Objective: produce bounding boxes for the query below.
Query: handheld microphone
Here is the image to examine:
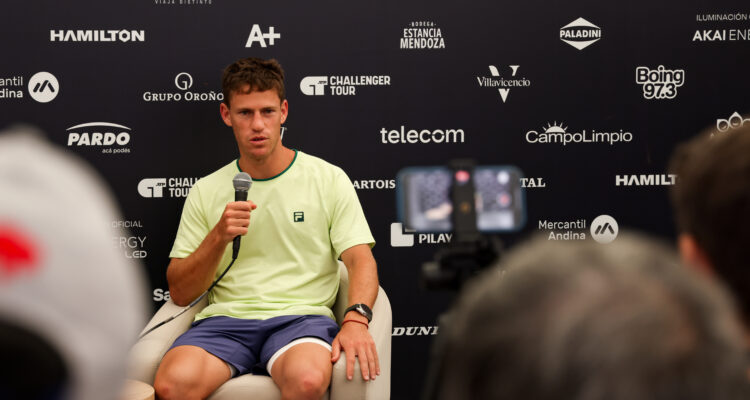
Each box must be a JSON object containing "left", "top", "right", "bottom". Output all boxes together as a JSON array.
[{"left": 232, "top": 172, "right": 252, "bottom": 259}]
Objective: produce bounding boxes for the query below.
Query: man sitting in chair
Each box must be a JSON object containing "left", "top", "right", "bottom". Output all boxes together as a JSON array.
[{"left": 154, "top": 57, "right": 380, "bottom": 400}]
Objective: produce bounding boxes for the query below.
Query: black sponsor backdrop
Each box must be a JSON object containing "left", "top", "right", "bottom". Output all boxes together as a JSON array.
[{"left": 2, "top": 1, "right": 749, "bottom": 398}]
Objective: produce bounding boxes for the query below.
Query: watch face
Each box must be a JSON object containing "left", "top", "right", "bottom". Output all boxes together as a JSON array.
[{"left": 348, "top": 304, "right": 372, "bottom": 321}]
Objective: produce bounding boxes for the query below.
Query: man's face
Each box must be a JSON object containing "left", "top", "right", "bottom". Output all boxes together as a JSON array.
[{"left": 220, "top": 88, "right": 288, "bottom": 162}]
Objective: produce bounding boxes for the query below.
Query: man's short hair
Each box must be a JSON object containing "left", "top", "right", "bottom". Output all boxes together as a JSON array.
[
  {"left": 668, "top": 122, "right": 750, "bottom": 317},
  {"left": 437, "top": 233, "right": 749, "bottom": 400},
  {"left": 221, "top": 57, "right": 285, "bottom": 106}
]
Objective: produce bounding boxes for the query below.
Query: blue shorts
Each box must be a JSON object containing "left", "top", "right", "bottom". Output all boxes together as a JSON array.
[{"left": 170, "top": 314, "right": 339, "bottom": 376}]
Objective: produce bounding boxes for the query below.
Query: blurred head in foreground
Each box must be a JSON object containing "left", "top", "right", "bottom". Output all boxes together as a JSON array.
[
  {"left": 0, "top": 126, "right": 147, "bottom": 400},
  {"left": 437, "top": 232, "right": 750, "bottom": 400},
  {"left": 669, "top": 120, "right": 750, "bottom": 324}
]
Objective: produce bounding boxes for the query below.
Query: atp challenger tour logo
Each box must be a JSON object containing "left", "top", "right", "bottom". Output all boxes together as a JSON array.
[
  {"left": 560, "top": 17, "right": 602, "bottom": 50},
  {"left": 300, "top": 74, "right": 391, "bottom": 96},
  {"left": 635, "top": 66, "right": 685, "bottom": 99},
  {"left": 138, "top": 177, "right": 199, "bottom": 198}
]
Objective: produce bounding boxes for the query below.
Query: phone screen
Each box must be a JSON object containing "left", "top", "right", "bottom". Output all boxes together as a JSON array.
[{"left": 396, "top": 166, "right": 525, "bottom": 233}]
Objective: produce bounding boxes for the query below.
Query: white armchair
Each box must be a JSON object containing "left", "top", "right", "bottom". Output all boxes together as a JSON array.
[{"left": 127, "top": 261, "right": 391, "bottom": 400}]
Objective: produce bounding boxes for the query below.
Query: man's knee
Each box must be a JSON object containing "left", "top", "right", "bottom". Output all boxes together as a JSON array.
[
  {"left": 154, "top": 363, "right": 196, "bottom": 400},
  {"left": 284, "top": 369, "right": 328, "bottom": 399}
]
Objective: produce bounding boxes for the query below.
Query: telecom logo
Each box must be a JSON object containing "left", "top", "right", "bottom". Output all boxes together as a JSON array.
[
  {"left": 246, "top": 24, "right": 280, "bottom": 47},
  {"left": 390, "top": 222, "right": 452, "bottom": 247},
  {"left": 138, "top": 177, "right": 199, "bottom": 198},
  {"left": 694, "top": 13, "right": 750, "bottom": 42},
  {"left": 67, "top": 122, "right": 132, "bottom": 154},
  {"left": 50, "top": 29, "right": 145, "bottom": 43},
  {"left": 635, "top": 66, "right": 685, "bottom": 99},
  {"left": 560, "top": 17, "right": 602, "bottom": 50},
  {"left": 380, "top": 126, "right": 465, "bottom": 144},
  {"left": 400, "top": 21, "right": 446, "bottom": 49},
  {"left": 300, "top": 75, "right": 391, "bottom": 96},
  {"left": 476, "top": 65, "right": 531, "bottom": 103},
  {"left": 28, "top": 72, "right": 59, "bottom": 103},
  {"left": 590, "top": 215, "right": 618, "bottom": 244},
  {"left": 525, "top": 121, "right": 633, "bottom": 146},
  {"left": 715, "top": 112, "right": 750, "bottom": 134},
  {"left": 352, "top": 179, "right": 396, "bottom": 190},
  {"left": 143, "top": 72, "right": 223, "bottom": 102}
]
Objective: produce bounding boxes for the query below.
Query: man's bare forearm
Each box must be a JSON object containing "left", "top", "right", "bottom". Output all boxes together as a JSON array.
[{"left": 166, "top": 228, "right": 227, "bottom": 306}]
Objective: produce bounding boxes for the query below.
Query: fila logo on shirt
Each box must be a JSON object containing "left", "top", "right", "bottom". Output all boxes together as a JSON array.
[{"left": 293, "top": 211, "right": 305, "bottom": 222}]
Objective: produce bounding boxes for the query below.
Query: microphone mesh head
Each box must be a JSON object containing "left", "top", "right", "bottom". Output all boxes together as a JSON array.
[{"left": 233, "top": 172, "right": 252, "bottom": 192}]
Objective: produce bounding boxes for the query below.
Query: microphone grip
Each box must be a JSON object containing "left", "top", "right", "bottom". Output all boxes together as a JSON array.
[{"left": 232, "top": 189, "right": 249, "bottom": 259}]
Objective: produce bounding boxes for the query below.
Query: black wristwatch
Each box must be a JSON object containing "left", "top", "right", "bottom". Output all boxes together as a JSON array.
[{"left": 345, "top": 303, "right": 373, "bottom": 322}]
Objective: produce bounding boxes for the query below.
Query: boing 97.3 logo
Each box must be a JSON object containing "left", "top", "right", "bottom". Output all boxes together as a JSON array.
[{"left": 635, "top": 65, "right": 685, "bottom": 99}]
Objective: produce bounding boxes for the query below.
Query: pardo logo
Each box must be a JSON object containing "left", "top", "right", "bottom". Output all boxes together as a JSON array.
[
  {"left": 138, "top": 178, "right": 167, "bottom": 198},
  {"left": 390, "top": 222, "right": 452, "bottom": 247},
  {"left": 590, "top": 215, "right": 618, "bottom": 244},
  {"left": 67, "top": 122, "right": 131, "bottom": 154},
  {"left": 476, "top": 65, "right": 531, "bottom": 103},
  {"left": 300, "top": 76, "right": 328, "bottom": 96},
  {"left": 245, "top": 24, "right": 280, "bottom": 47},
  {"left": 28, "top": 72, "right": 59, "bottom": 103},
  {"left": 560, "top": 17, "right": 602, "bottom": 50},
  {"left": 635, "top": 66, "right": 685, "bottom": 99},
  {"left": 175, "top": 72, "right": 193, "bottom": 90},
  {"left": 716, "top": 112, "right": 750, "bottom": 133}
]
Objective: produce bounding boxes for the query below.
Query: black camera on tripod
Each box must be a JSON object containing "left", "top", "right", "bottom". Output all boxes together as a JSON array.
[{"left": 396, "top": 159, "right": 527, "bottom": 290}]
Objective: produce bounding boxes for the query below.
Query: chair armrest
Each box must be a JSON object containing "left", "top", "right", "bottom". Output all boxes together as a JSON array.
[
  {"left": 330, "top": 285, "right": 392, "bottom": 400},
  {"left": 126, "top": 296, "right": 208, "bottom": 384}
]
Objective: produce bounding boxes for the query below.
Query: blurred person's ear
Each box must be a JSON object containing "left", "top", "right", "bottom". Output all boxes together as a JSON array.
[{"left": 678, "top": 233, "right": 714, "bottom": 276}]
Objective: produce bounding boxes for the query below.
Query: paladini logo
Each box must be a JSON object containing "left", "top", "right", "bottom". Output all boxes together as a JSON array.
[{"left": 560, "top": 17, "right": 602, "bottom": 50}]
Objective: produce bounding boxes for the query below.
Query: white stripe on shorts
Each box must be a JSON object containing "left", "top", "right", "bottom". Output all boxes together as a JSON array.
[{"left": 266, "top": 337, "right": 332, "bottom": 376}]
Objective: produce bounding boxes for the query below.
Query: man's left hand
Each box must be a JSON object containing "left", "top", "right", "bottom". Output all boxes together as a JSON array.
[{"left": 331, "top": 319, "right": 380, "bottom": 381}]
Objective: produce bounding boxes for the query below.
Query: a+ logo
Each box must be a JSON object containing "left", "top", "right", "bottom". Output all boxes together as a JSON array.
[{"left": 246, "top": 24, "right": 281, "bottom": 48}]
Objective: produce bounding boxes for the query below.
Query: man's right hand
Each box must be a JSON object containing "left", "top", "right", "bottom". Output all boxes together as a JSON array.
[{"left": 214, "top": 200, "right": 257, "bottom": 244}]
